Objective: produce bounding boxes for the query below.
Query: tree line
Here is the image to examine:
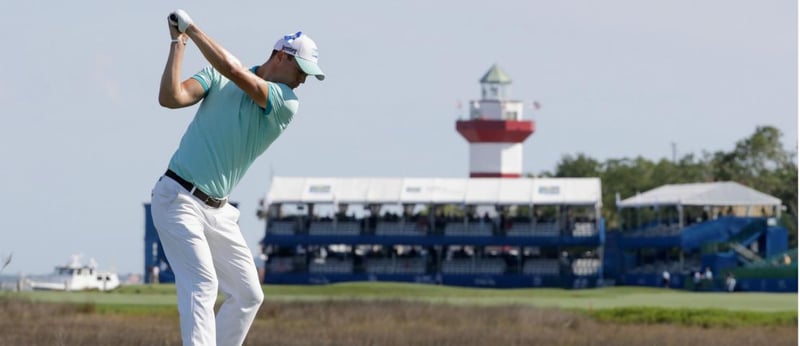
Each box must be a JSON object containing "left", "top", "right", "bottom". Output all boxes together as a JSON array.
[{"left": 534, "top": 126, "right": 797, "bottom": 246}]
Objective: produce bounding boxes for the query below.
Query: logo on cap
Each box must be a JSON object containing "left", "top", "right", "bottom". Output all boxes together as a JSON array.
[{"left": 282, "top": 46, "right": 298, "bottom": 54}]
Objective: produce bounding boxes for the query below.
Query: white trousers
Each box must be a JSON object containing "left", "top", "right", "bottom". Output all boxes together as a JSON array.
[{"left": 151, "top": 176, "right": 264, "bottom": 346}]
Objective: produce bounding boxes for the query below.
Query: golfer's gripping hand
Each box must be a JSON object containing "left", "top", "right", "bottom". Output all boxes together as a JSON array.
[{"left": 168, "top": 9, "right": 193, "bottom": 33}]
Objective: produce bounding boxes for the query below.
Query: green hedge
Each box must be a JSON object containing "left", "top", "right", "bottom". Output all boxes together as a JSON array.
[{"left": 731, "top": 265, "right": 797, "bottom": 279}]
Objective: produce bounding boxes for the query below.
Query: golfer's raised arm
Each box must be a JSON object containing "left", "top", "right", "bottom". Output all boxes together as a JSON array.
[
  {"left": 158, "top": 22, "right": 205, "bottom": 109},
  {"left": 183, "top": 25, "right": 270, "bottom": 109}
]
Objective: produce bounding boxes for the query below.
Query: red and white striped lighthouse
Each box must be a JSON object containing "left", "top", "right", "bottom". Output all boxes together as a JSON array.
[{"left": 456, "top": 64, "right": 535, "bottom": 178}]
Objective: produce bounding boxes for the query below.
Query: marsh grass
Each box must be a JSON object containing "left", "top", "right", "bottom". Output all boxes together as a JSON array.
[{"left": 1, "top": 296, "right": 795, "bottom": 346}]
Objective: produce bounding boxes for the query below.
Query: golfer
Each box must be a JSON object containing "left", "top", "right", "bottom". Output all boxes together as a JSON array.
[{"left": 150, "top": 9, "right": 324, "bottom": 346}]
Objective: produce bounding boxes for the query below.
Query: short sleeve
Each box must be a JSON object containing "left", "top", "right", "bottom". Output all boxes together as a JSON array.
[
  {"left": 191, "top": 66, "right": 218, "bottom": 94},
  {"left": 264, "top": 83, "right": 283, "bottom": 115},
  {"left": 264, "top": 82, "right": 299, "bottom": 128}
]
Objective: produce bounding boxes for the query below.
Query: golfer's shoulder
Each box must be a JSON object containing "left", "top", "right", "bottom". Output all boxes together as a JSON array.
[
  {"left": 269, "top": 82, "right": 297, "bottom": 99},
  {"left": 269, "top": 82, "right": 299, "bottom": 110}
]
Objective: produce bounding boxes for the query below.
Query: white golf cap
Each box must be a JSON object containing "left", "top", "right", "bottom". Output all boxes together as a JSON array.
[{"left": 273, "top": 31, "right": 325, "bottom": 81}]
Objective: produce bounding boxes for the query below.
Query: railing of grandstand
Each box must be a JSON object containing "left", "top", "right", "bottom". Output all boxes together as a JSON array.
[
  {"left": 267, "top": 216, "right": 605, "bottom": 238},
  {"left": 441, "top": 258, "right": 507, "bottom": 274},
  {"left": 522, "top": 259, "right": 560, "bottom": 275},
  {"left": 375, "top": 222, "right": 426, "bottom": 236},
  {"left": 444, "top": 222, "right": 493, "bottom": 236},
  {"left": 364, "top": 257, "right": 427, "bottom": 274},
  {"left": 506, "top": 222, "right": 560, "bottom": 237},
  {"left": 267, "top": 253, "right": 606, "bottom": 277},
  {"left": 623, "top": 219, "right": 682, "bottom": 237},
  {"left": 266, "top": 256, "right": 295, "bottom": 273},
  {"left": 309, "top": 257, "right": 354, "bottom": 274}
]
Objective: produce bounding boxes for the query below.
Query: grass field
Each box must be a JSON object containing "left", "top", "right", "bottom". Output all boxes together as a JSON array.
[
  {"left": 1, "top": 283, "right": 797, "bottom": 345},
  {"left": 8, "top": 282, "right": 796, "bottom": 312}
]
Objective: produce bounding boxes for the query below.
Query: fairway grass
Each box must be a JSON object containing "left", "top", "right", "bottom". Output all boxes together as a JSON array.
[
  {"left": 4, "top": 282, "right": 796, "bottom": 312},
  {"left": 260, "top": 283, "right": 797, "bottom": 312}
]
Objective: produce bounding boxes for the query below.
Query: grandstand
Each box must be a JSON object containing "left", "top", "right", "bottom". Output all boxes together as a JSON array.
[
  {"left": 141, "top": 180, "right": 795, "bottom": 292},
  {"left": 605, "top": 182, "right": 795, "bottom": 292},
  {"left": 256, "top": 176, "right": 605, "bottom": 288}
]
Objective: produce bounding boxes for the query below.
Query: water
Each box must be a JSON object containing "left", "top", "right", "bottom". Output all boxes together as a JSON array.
[{"left": 0, "top": 274, "right": 22, "bottom": 291}]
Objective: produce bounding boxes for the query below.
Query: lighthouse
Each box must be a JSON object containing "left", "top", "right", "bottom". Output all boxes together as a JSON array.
[{"left": 456, "top": 64, "right": 535, "bottom": 178}]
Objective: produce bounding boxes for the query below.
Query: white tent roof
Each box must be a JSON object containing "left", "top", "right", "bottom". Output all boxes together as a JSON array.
[
  {"left": 265, "top": 177, "right": 602, "bottom": 206},
  {"left": 617, "top": 182, "right": 781, "bottom": 208}
]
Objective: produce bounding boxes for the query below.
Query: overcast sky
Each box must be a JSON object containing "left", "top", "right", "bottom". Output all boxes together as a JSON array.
[{"left": 0, "top": 1, "right": 796, "bottom": 275}]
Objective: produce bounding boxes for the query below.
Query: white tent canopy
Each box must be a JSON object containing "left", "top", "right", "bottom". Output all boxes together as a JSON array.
[
  {"left": 265, "top": 177, "right": 602, "bottom": 206},
  {"left": 617, "top": 182, "right": 781, "bottom": 208}
]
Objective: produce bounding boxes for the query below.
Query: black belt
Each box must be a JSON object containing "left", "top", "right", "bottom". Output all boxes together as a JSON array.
[{"left": 164, "top": 170, "right": 226, "bottom": 208}]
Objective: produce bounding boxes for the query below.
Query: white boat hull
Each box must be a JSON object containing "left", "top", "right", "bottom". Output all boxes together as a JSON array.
[
  {"left": 26, "top": 259, "right": 121, "bottom": 292},
  {"left": 27, "top": 277, "right": 120, "bottom": 291}
]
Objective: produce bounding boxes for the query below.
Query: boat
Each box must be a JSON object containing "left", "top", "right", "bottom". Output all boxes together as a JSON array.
[{"left": 26, "top": 255, "right": 120, "bottom": 291}]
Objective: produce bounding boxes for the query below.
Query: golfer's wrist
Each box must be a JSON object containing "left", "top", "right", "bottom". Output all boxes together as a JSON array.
[{"left": 171, "top": 38, "right": 187, "bottom": 46}]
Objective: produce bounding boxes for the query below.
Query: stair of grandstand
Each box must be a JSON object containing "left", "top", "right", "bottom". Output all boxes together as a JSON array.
[
  {"left": 682, "top": 217, "right": 764, "bottom": 251},
  {"left": 730, "top": 243, "right": 765, "bottom": 264}
]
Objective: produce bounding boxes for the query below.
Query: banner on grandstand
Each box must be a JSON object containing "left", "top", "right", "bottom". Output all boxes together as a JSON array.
[{"left": 266, "top": 177, "right": 601, "bottom": 206}]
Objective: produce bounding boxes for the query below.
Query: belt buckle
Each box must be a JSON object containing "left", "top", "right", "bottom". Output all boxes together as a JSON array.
[{"left": 206, "top": 196, "right": 225, "bottom": 208}]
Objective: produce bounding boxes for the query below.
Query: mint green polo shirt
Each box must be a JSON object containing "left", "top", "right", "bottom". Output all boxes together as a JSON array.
[{"left": 167, "top": 65, "right": 298, "bottom": 198}]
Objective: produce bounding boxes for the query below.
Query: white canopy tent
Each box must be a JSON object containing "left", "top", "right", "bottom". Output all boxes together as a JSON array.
[
  {"left": 265, "top": 176, "right": 602, "bottom": 206},
  {"left": 617, "top": 182, "right": 781, "bottom": 208},
  {"left": 617, "top": 182, "right": 782, "bottom": 228}
]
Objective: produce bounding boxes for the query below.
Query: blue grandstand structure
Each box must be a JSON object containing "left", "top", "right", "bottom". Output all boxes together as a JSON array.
[
  {"left": 606, "top": 182, "right": 795, "bottom": 292},
  {"left": 255, "top": 177, "right": 605, "bottom": 289},
  {"left": 142, "top": 180, "right": 796, "bottom": 292}
]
